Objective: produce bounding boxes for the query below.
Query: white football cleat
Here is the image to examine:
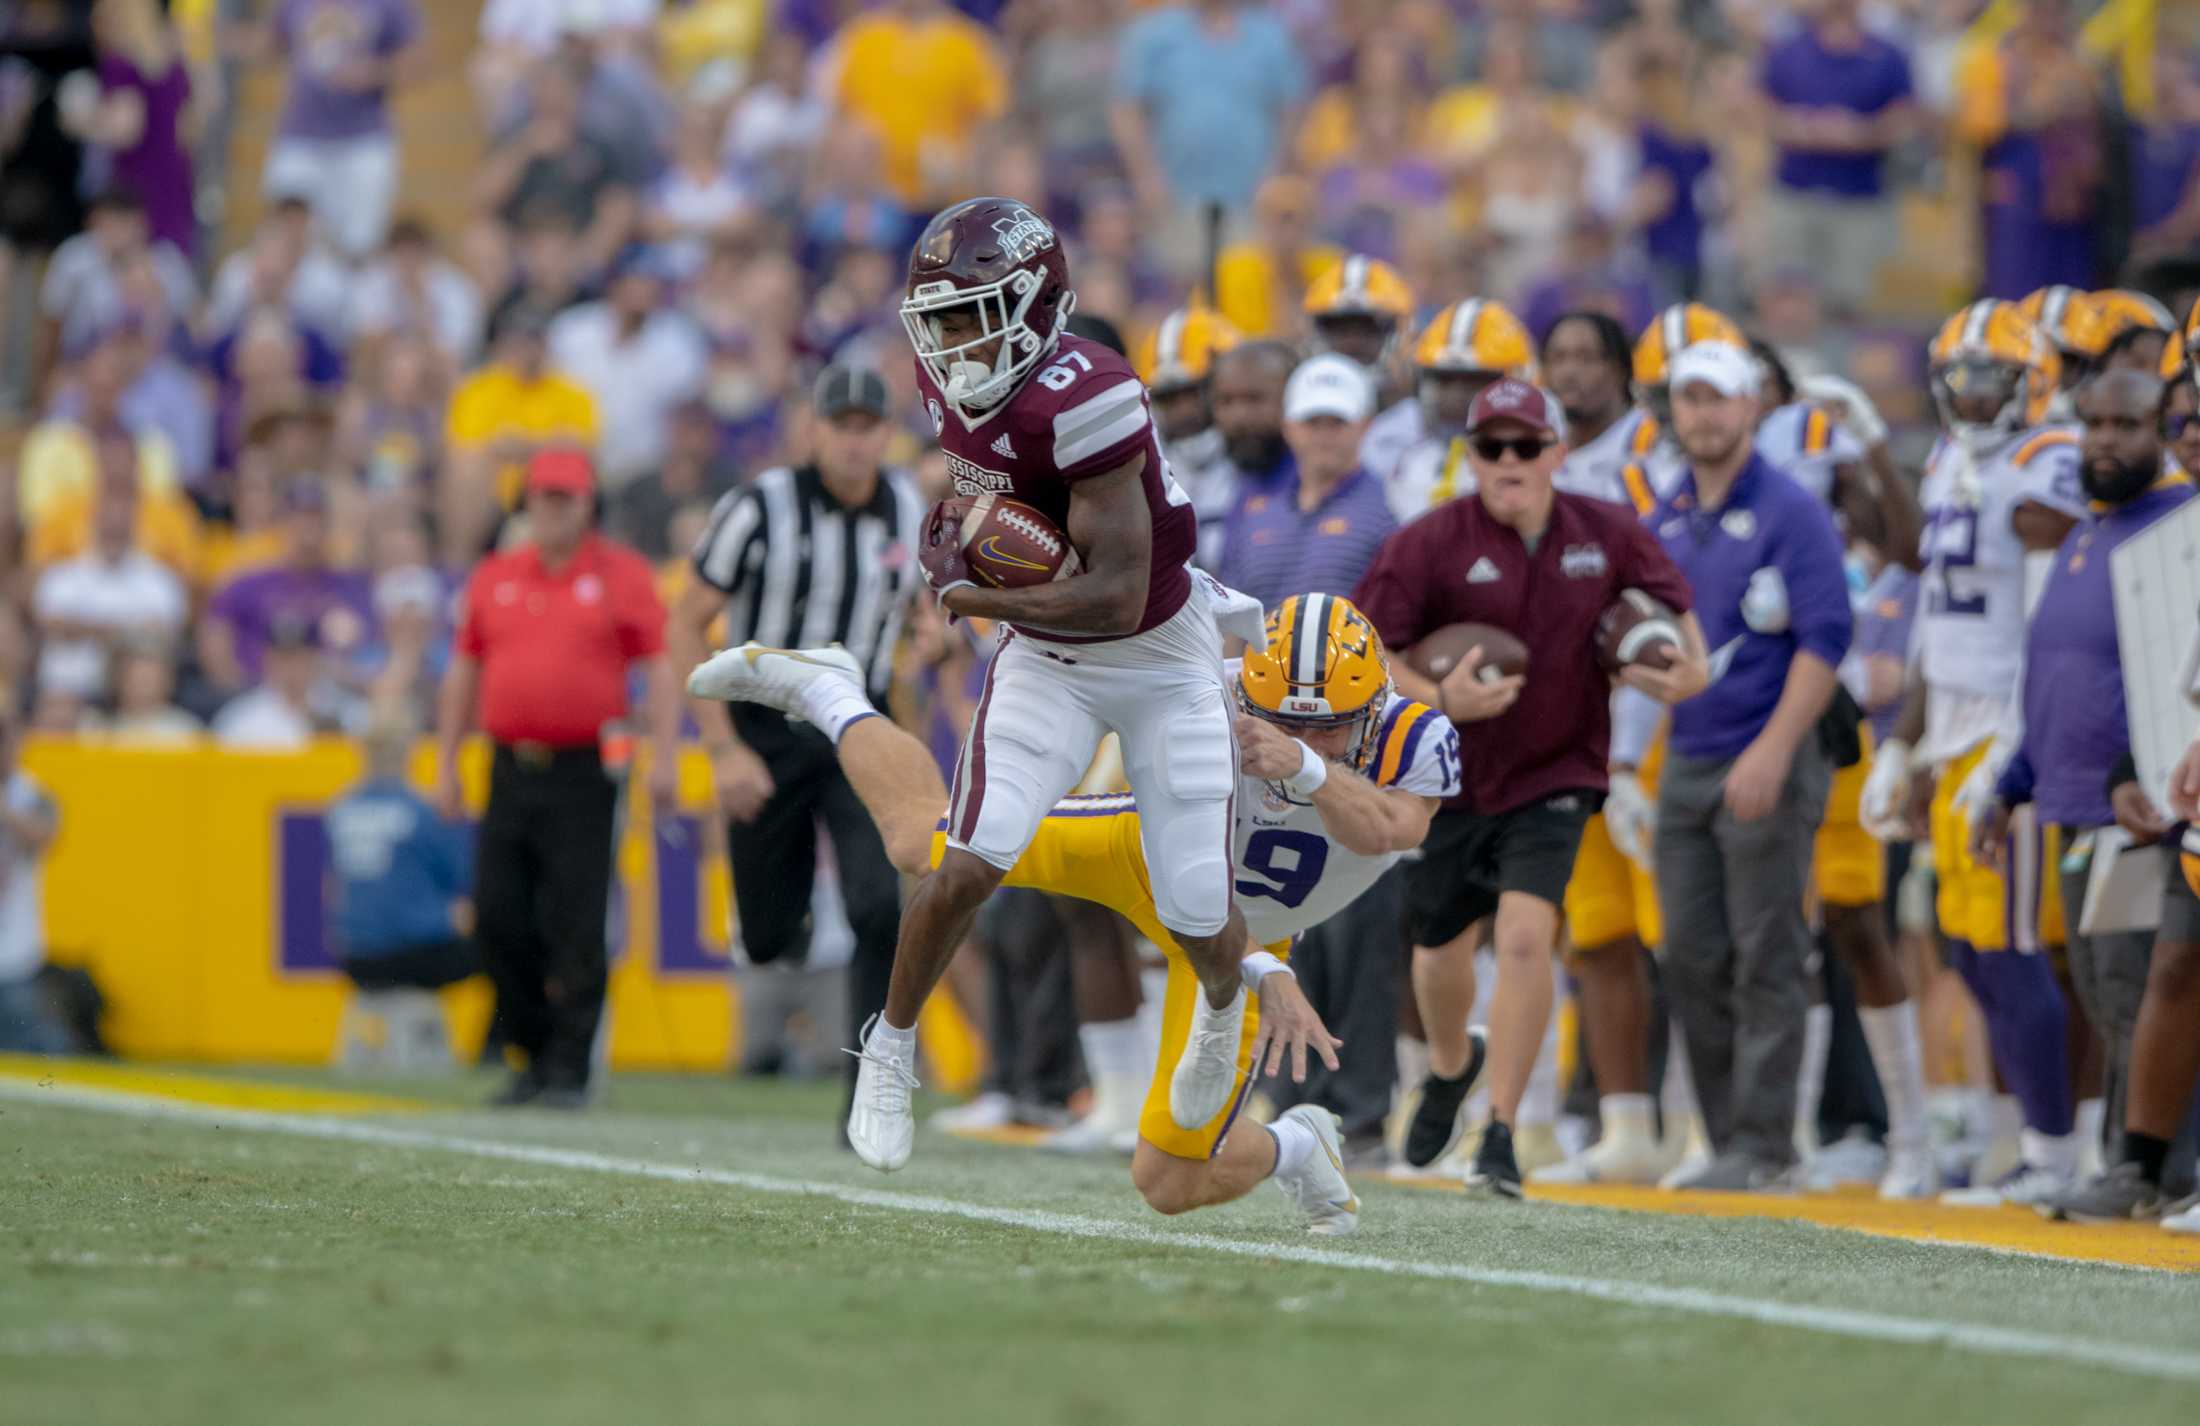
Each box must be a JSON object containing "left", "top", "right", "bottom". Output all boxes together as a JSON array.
[
  {"left": 1168, "top": 984, "right": 1246, "bottom": 1129},
  {"left": 687, "top": 642, "right": 863, "bottom": 717},
  {"left": 1939, "top": 1162, "right": 2072, "bottom": 1209},
  {"left": 1800, "top": 1130, "right": 1887, "bottom": 1192},
  {"left": 1273, "top": 1105, "right": 1360, "bottom": 1236},
  {"left": 930, "top": 1090, "right": 1015, "bottom": 1134},
  {"left": 844, "top": 1014, "right": 920, "bottom": 1172},
  {"left": 1040, "top": 1110, "right": 1139, "bottom": 1156},
  {"left": 1878, "top": 1143, "right": 1941, "bottom": 1201},
  {"left": 2159, "top": 1196, "right": 2200, "bottom": 1235}
]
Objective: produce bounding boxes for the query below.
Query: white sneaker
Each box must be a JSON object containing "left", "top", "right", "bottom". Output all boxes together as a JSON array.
[
  {"left": 1801, "top": 1130, "right": 1888, "bottom": 1191},
  {"left": 1529, "top": 1133, "right": 1667, "bottom": 1186},
  {"left": 1939, "top": 1163, "right": 2072, "bottom": 1208},
  {"left": 930, "top": 1090, "right": 1015, "bottom": 1133},
  {"left": 844, "top": 1014, "right": 919, "bottom": 1172},
  {"left": 2160, "top": 1196, "right": 2200, "bottom": 1235},
  {"left": 1168, "top": 985, "right": 1245, "bottom": 1129},
  {"left": 1878, "top": 1143, "right": 1941, "bottom": 1200},
  {"left": 687, "top": 642, "right": 863, "bottom": 715},
  {"left": 1040, "top": 1112, "right": 1138, "bottom": 1156},
  {"left": 1273, "top": 1105, "right": 1360, "bottom": 1236},
  {"left": 1658, "top": 1145, "right": 1714, "bottom": 1191}
]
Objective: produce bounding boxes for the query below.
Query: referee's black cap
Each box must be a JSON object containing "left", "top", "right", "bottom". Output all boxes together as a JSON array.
[{"left": 813, "top": 363, "right": 891, "bottom": 420}]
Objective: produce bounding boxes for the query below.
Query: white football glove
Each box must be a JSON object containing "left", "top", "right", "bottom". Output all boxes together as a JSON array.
[
  {"left": 1605, "top": 770, "right": 1656, "bottom": 868},
  {"left": 1799, "top": 373, "right": 1889, "bottom": 448},
  {"left": 1952, "top": 741, "right": 2006, "bottom": 830},
  {"left": 1859, "top": 736, "right": 1914, "bottom": 843}
]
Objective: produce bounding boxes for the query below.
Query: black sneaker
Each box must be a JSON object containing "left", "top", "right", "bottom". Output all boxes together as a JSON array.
[
  {"left": 1402, "top": 1028, "right": 1488, "bottom": 1168},
  {"left": 1465, "top": 1119, "right": 1523, "bottom": 1199},
  {"left": 488, "top": 1069, "right": 545, "bottom": 1108}
]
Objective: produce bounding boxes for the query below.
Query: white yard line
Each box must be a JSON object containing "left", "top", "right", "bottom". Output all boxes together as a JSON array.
[{"left": 14, "top": 1079, "right": 2200, "bottom": 1384}]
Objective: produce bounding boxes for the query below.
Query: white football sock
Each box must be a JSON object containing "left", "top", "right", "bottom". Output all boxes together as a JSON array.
[
  {"left": 1859, "top": 1001, "right": 1929, "bottom": 1154},
  {"left": 2020, "top": 1127, "right": 2077, "bottom": 1177},
  {"left": 2074, "top": 1096, "right": 2106, "bottom": 1177},
  {"left": 871, "top": 1017, "right": 916, "bottom": 1046},
  {"left": 1599, "top": 1092, "right": 1656, "bottom": 1148},
  {"left": 1267, "top": 1113, "right": 1317, "bottom": 1178},
  {"left": 1795, "top": 1003, "right": 1831, "bottom": 1155},
  {"left": 801, "top": 677, "right": 878, "bottom": 744}
]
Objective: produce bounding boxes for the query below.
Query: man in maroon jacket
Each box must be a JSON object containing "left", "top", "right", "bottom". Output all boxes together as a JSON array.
[{"left": 1354, "top": 379, "right": 1708, "bottom": 1195}]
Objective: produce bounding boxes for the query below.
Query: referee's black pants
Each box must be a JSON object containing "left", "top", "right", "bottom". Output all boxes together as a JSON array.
[
  {"left": 476, "top": 745, "right": 620, "bottom": 1091},
  {"left": 727, "top": 707, "right": 900, "bottom": 1104}
]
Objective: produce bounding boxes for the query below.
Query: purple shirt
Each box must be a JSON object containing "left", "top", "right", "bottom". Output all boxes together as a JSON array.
[
  {"left": 1760, "top": 25, "right": 1913, "bottom": 198},
  {"left": 276, "top": 0, "right": 419, "bottom": 141},
  {"left": 1850, "top": 564, "right": 1917, "bottom": 742},
  {"left": 209, "top": 566, "right": 376, "bottom": 682},
  {"left": 1217, "top": 466, "right": 1397, "bottom": 613},
  {"left": 1998, "top": 480, "right": 2195, "bottom": 827},
  {"left": 2132, "top": 119, "right": 2200, "bottom": 233},
  {"left": 97, "top": 54, "right": 193, "bottom": 254}
]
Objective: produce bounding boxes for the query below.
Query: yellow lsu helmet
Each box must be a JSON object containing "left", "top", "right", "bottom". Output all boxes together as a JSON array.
[
  {"left": 1928, "top": 300, "right": 2061, "bottom": 435},
  {"left": 2091, "top": 288, "right": 2177, "bottom": 340},
  {"left": 1412, "top": 299, "right": 1536, "bottom": 378},
  {"left": 1632, "top": 303, "right": 1747, "bottom": 388},
  {"left": 2163, "top": 299, "right": 2200, "bottom": 387},
  {"left": 1238, "top": 592, "right": 1391, "bottom": 773},
  {"left": 1137, "top": 306, "right": 1241, "bottom": 395},
  {"left": 1304, "top": 254, "right": 1416, "bottom": 323},
  {"left": 2017, "top": 286, "right": 2108, "bottom": 364}
]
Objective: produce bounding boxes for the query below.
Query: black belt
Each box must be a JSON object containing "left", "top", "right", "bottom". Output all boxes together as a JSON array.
[{"left": 494, "top": 741, "right": 601, "bottom": 772}]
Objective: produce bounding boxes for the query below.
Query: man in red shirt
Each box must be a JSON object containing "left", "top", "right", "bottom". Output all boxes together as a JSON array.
[
  {"left": 435, "top": 447, "right": 679, "bottom": 1108},
  {"left": 1353, "top": 380, "right": 1708, "bottom": 1195}
]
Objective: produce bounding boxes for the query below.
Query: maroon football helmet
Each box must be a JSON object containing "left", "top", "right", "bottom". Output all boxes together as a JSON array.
[{"left": 900, "top": 196, "right": 1075, "bottom": 418}]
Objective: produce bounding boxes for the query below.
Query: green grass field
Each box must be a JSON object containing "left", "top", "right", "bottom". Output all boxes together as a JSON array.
[{"left": 9, "top": 1065, "right": 2200, "bottom": 1426}]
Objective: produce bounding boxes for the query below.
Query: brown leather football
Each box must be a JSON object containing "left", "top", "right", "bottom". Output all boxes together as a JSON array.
[
  {"left": 1403, "top": 623, "right": 1529, "bottom": 685},
  {"left": 957, "top": 492, "right": 1082, "bottom": 589},
  {"left": 1595, "top": 588, "right": 1683, "bottom": 672}
]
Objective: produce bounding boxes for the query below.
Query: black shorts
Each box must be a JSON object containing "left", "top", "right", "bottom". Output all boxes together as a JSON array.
[{"left": 1403, "top": 792, "right": 1600, "bottom": 947}]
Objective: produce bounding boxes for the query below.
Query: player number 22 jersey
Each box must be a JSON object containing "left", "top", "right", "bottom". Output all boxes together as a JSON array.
[{"left": 1226, "top": 687, "right": 1460, "bottom": 945}]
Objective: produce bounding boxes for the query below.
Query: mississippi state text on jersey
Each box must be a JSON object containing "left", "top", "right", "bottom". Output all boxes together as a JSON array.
[{"left": 917, "top": 331, "right": 1197, "bottom": 641}]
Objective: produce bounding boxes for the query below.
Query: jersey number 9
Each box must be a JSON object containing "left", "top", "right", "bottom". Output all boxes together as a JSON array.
[{"left": 1234, "top": 829, "right": 1330, "bottom": 909}]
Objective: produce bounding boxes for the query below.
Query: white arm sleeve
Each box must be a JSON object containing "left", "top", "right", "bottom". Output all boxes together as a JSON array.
[{"left": 1611, "top": 687, "right": 1665, "bottom": 767}]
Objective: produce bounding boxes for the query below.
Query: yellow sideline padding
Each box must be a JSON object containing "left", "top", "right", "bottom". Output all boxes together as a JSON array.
[{"left": 0, "top": 1054, "right": 430, "bottom": 1114}]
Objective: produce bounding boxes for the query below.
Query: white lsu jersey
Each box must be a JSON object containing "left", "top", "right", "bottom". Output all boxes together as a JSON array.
[
  {"left": 1914, "top": 424, "right": 2088, "bottom": 759},
  {"left": 1557, "top": 407, "right": 1671, "bottom": 511},
  {"left": 1223, "top": 679, "right": 1461, "bottom": 945},
  {"left": 1755, "top": 401, "right": 1863, "bottom": 507}
]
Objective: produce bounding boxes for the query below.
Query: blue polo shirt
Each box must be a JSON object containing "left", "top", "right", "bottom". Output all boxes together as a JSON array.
[
  {"left": 1217, "top": 465, "right": 1397, "bottom": 612},
  {"left": 1997, "top": 477, "right": 2195, "bottom": 827},
  {"left": 1651, "top": 453, "right": 1854, "bottom": 760},
  {"left": 326, "top": 777, "right": 472, "bottom": 957}
]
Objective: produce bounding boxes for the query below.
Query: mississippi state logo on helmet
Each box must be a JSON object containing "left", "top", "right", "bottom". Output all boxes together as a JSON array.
[
  {"left": 1239, "top": 593, "right": 1392, "bottom": 773},
  {"left": 900, "top": 196, "right": 1074, "bottom": 421},
  {"left": 1928, "top": 300, "right": 2060, "bottom": 437},
  {"left": 1136, "top": 306, "right": 1240, "bottom": 395}
]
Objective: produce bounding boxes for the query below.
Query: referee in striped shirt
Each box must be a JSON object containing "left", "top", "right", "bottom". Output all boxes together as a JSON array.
[{"left": 669, "top": 364, "right": 925, "bottom": 1110}]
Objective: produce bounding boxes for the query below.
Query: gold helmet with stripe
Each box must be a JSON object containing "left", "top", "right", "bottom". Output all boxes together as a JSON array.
[
  {"left": 1304, "top": 255, "right": 1415, "bottom": 370},
  {"left": 1632, "top": 303, "right": 1745, "bottom": 425},
  {"left": 1412, "top": 298, "right": 1535, "bottom": 429},
  {"left": 1136, "top": 306, "right": 1242, "bottom": 395},
  {"left": 1238, "top": 593, "right": 1391, "bottom": 772},
  {"left": 2162, "top": 298, "right": 2200, "bottom": 388},
  {"left": 1928, "top": 299, "right": 2060, "bottom": 437},
  {"left": 2017, "top": 286, "right": 2107, "bottom": 366},
  {"left": 2090, "top": 288, "right": 2177, "bottom": 341}
]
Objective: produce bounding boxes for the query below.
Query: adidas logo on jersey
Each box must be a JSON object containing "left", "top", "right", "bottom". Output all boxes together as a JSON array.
[
  {"left": 1466, "top": 557, "right": 1501, "bottom": 584},
  {"left": 991, "top": 433, "right": 1017, "bottom": 459}
]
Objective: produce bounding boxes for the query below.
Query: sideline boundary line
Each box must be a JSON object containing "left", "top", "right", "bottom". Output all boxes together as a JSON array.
[{"left": 11, "top": 1080, "right": 2200, "bottom": 1385}]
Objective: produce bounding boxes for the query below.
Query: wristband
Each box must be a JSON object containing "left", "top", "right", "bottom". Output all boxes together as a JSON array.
[
  {"left": 1240, "top": 950, "right": 1293, "bottom": 991},
  {"left": 1283, "top": 741, "right": 1329, "bottom": 796}
]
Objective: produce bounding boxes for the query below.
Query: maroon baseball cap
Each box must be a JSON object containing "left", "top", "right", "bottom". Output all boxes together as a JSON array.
[
  {"left": 1465, "top": 378, "right": 1565, "bottom": 440},
  {"left": 526, "top": 447, "right": 596, "bottom": 496}
]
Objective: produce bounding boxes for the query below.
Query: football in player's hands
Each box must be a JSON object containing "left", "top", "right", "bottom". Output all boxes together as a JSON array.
[
  {"left": 1404, "top": 623, "right": 1528, "bottom": 685},
  {"left": 1595, "top": 589, "right": 1683, "bottom": 673},
  {"left": 953, "top": 492, "right": 1083, "bottom": 589},
  {"left": 918, "top": 497, "right": 979, "bottom": 596}
]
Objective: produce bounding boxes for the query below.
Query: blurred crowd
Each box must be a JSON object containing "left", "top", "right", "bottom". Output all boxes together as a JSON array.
[{"left": 0, "top": 0, "right": 2194, "bottom": 750}]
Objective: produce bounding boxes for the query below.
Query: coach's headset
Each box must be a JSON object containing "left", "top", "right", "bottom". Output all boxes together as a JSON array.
[{"left": 1238, "top": 593, "right": 1391, "bottom": 774}]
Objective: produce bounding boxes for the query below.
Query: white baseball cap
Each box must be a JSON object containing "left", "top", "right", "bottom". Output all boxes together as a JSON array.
[
  {"left": 1669, "top": 341, "right": 1760, "bottom": 400},
  {"left": 1284, "top": 353, "right": 1376, "bottom": 423}
]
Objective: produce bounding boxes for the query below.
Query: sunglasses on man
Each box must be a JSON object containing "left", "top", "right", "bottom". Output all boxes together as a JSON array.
[{"left": 1471, "top": 435, "right": 1553, "bottom": 462}]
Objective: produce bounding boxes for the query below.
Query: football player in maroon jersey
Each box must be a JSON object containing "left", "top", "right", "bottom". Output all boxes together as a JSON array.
[{"left": 842, "top": 197, "right": 1263, "bottom": 1177}]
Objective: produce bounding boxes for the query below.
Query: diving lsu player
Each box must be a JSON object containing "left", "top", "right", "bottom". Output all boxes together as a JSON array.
[
  {"left": 689, "top": 593, "right": 1461, "bottom": 1236},
  {"left": 1861, "top": 298, "right": 2091, "bottom": 1207}
]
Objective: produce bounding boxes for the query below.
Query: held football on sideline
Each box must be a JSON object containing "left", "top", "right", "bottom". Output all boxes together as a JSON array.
[
  {"left": 1403, "top": 623, "right": 1529, "bottom": 685},
  {"left": 942, "top": 493, "right": 1082, "bottom": 589},
  {"left": 1595, "top": 589, "right": 1683, "bottom": 672}
]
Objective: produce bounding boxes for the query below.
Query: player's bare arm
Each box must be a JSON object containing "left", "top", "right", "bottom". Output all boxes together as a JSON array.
[
  {"left": 1618, "top": 610, "right": 1712, "bottom": 704},
  {"left": 1836, "top": 447, "right": 1926, "bottom": 572},
  {"left": 940, "top": 454, "right": 1154, "bottom": 635},
  {"left": 1233, "top": 713, "right": 1434, "bottom": 856}
]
